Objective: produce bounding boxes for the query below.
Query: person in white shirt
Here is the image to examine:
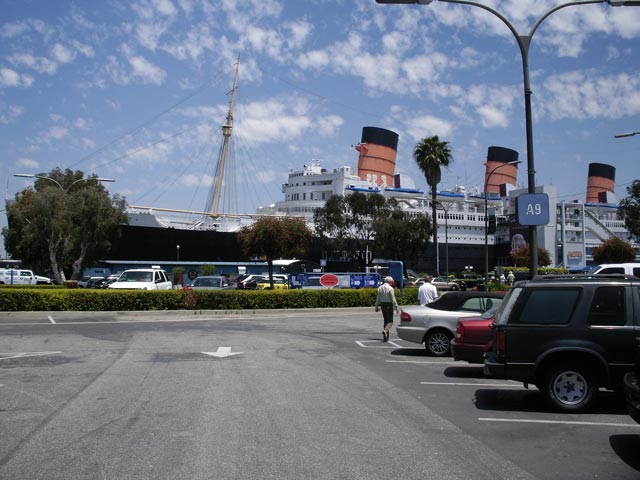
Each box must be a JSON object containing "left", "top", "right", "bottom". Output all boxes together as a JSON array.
[
  {"left": 418, "top": 276, "right": 438, "bottom": 306},
  {"left": 374, "top": 276, "right": 400, "bottom": 342}
]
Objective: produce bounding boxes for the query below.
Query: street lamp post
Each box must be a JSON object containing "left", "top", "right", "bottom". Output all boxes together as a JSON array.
[
  {"left": 433, "top": 200, "right": 453, "bottom": 276},
  {"left": 176, "top": 245, "right": 180, "bottom": 262},
  {"left": 14, "top": 173, "right": 115, "bottom": 193},
  {"left": 376, "top": 0, "right": 640, "bottom": 278},
  {"left": 614, "top": 131, "right": 640, "bottom": 138},
  {"left": 484, "top": 161, "right": 521, "bottom": 291}
]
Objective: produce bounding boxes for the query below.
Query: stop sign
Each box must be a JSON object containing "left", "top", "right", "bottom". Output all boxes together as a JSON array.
[{"left": 319, "top": 273, "right": 339, "bottom": 288}]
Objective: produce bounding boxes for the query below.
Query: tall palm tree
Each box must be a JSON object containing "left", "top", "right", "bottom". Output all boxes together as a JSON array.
[{"left": 413, "top": 136, "right": 453, "bottom": 275}]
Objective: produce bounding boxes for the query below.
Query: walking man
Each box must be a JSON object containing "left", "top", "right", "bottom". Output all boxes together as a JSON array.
[
  {"left": 418, "top": 275, "right": 438, "bottom": 306},
  {"left": 375, "top": 276, "right": 400, "bottom": 342}
]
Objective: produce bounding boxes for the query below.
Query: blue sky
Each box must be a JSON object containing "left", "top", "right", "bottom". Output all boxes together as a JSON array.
[{"left": 2, "top": 0, "right": 640, "bottom": 257}]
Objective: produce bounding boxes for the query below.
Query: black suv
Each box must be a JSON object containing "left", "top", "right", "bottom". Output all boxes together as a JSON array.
[{"left": 484, "top": 275, "right": 639, "bottom": 412}]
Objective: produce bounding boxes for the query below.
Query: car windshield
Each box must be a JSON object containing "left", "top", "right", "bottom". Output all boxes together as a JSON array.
[{"left": 119, "top": 271, "right": 153, "bottom": 282}]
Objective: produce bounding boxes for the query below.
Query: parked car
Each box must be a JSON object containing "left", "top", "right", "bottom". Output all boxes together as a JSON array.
[
  {"left": 184, "top": 275, "right": 230, "bottom": 290},
  {"left": 590, "top": 263, "right": 640, "bottom": 276},
  {"left": 108, "top": 267, "right": 172, "bottom": 290},
  {"left": 237, "top": 274, "right": 286, "bottom": 289},
  {"left": 623, "top": 357, "right": 640, "bottom": 424},
  {"left": 0, "top": 268, "right": 37, "bottom": 285},
  {"left": 256, "top": 278, "right": 289, "bottom": 290},
  {"left": 430, "top": 276, "right": 460, "bottom": 291},
  {"left": 405, "top": 277, "right": 425, "bottom": 287},
  {"left": 451, "top": 308, "right": 498, "bottom": 364},
  {"left": 34, "top": 275, "right": 52, "bottom": 284},
  {"left": 485, "top": 274, "right": 639, "bottom": 412},
  {"left": 397, "top": 291, "right": 504, "bottom": 356}
]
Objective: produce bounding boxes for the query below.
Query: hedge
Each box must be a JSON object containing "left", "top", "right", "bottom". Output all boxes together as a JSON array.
[{"left": 0, "top": 287, "right": 420, "bottom": 312}]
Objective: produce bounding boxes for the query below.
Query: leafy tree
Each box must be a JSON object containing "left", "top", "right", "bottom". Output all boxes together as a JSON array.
[
  {"left": 510, "top": 245, "right": 551, "bottom": 267},
  {"left": 591, "top": 237, "right": 636, "bottom": 264},
  {"left": 373, "top": 203, "right": 432, "bottom": 276},
  {"left": 619, "top": 180, "right": 640, "bottom": 242},
  {"left": 237, "top": 216, "right": 312, "bottom": 287},
  {"left": 313, "top": 192, "right": 392, "bottom": 271},
  {"left": 3, "top": 168, "right": 128, "bottom": 284},
  {"left": 201, "top": 264, "right": 217, "bottom": 276},
  {"left": 413, "top": 136, "right": 453, "bottom": 275}
]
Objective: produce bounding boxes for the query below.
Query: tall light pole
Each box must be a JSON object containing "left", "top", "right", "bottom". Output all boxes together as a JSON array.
[
  {"left": 14, "top": 173, "right": 115, "bottom": 193},
  {"left": 176, "top": 244, "right": 180, "bottom": 262},
  {"left": 484, "top": 161, "right": 521, "bottom": 291},
  {"left": 433, "top": 200, "right": 453, "bottom": 276},
  {"left": 376, "top": 0, "right": 640, "bottom": 278},
  {"left": 614, "top": 131, "right": 640, "bottom": 138}
]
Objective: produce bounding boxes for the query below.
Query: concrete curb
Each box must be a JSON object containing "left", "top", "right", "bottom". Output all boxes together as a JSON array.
[{"left": 0, "top": 307, "right": 374, "bottom": 322}]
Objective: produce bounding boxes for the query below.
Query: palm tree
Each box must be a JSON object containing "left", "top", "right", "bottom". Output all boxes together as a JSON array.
[{"left": 413, "top": 136, "right": 453, "bottom": 275}]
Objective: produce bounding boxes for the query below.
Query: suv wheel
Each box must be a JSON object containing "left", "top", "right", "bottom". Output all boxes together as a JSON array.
[
  {"left": 425, "top": 330, "right": 452, "bottom": 357},
  {"left": 543, "top": 365, "right": 597, "bottom": 413}
]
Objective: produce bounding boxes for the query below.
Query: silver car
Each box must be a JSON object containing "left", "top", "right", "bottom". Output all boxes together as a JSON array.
[
  {"left": 186, "top": 275, "right": 230, "bottom": 290},
  {"left": 397, "top": 291, "right": 504, "bottom": 356}
]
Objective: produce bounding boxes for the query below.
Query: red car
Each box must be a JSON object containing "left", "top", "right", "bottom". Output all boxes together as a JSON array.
[{"left": 451, "top": 308, "right": 497, "bottom": 364}]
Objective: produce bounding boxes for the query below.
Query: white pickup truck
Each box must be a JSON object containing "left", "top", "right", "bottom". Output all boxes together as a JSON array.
[{"left": 0, "top": 269, "right": 50, "bottom": 285}]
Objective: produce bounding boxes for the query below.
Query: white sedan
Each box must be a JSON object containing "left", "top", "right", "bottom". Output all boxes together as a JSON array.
[{"left": 397, "top": 291, "right": 504, "bottom": 356}]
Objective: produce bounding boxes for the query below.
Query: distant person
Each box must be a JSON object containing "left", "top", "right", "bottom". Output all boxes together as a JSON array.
[
  {"left": 499, "top": 273, "right": 506, "bottom": 284},
  {"left": 507, "top": 271, "right": 515, "bottom": 285},
  {"left": 418, "top": 275, "right": 438, "bottom": 306},
  {"left": 375, "top": 276, "right": 400, "bottom": 342}
]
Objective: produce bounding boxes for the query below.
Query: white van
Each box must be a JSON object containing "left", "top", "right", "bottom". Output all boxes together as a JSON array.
[
  {"left": 590, "top": 263, "right": 640, "bottom": 277},
  {"left": 0, "top": 269, "right": 37, "bottom": 285}
]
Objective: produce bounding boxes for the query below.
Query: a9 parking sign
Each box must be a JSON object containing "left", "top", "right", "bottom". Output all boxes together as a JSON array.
[{"left": 516, "top": 193, "right": 550, "bottom": 226}]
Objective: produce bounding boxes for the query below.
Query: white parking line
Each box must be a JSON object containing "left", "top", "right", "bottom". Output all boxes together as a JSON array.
[
  {"left": 0, "top": 351, "right": 62, "bottom": 360},
  {"left": 420, "top": 381, "right": 526, "bottom": 388},
  {"left": 387, "top": 360, "right": 460, "bottom": 365},
  {"left": 47, "top": 316, "right": 56, "bottom": 324},
  {"left": 355, "top": 340, "right": 407, "bottom": 348},
  {"left": 479, "top": 417, "right": 640, "bottom": 428}
]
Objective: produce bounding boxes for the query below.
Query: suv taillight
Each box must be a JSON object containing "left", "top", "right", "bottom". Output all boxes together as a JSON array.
[
  {"left": 400, "top": 311, "right": 411, "bottom": 322},
  {"left": 455, "top": 323, "right": 464, "bottom": 342}
]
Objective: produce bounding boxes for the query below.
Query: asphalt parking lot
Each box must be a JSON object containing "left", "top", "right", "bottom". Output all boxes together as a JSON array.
[{"left": 1, "top": 310, "right": 639, "bottom": 479}]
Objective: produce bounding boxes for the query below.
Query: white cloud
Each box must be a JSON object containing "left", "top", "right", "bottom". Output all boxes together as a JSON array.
[
  {"left": 51, "top": 43, "right": 76, "bottom": 64},
  {"left": 316, "top": 115, "right": 344, "bottom": 137},
  {"left": 128, "top": 55, "right": 166, "bottom": 85},
  {"left": 70, "top": 40, "right": 95, "bottom": 58},
  {"left": 180, "top": 173, "right": 212, "bottom": 187},
  {"left": 8, "top": 53, "right": 58, "bottom": 75},
  {"left": 0, "top": 68, "right": 34, "bottom": 87},
  {"left": 541, "top": 71, "right": 640, "bottom": 120},
  {"left": 16, "top": 157, "right": 39, "bottom": 169},
  {"left": 0, "top": 104, "right": 25, "bottom": 124},
  {"left": 404, "top": 115, "right": 454, "bottom": 141}
]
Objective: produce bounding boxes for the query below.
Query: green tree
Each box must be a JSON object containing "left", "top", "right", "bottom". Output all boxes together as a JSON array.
[
  {"left": 413, "top": 136, "right": 453, "bottom": 275},
  {"left": 373, "top": 202, "right": 432, "bottom": 276},
  {"left": 591, "top": 237, "right": 636, "bottom": 264},
  {"left": 3, "top": 168, "right": 128, "bottom": 284},
  {"left": 201, "top": 264, "right": 217, "bottom": 276},
  {"left": 313, "top": 192, "right": 391, "bottom": 271},
  {"left": 619, "top": 180, "right": 640, "bottom": 242},
  {"left": 510, "top": 245, "right": 551, "bottom": 268},
  {"left": 237, "top": 216, "right": 313, "bottom": 287}
]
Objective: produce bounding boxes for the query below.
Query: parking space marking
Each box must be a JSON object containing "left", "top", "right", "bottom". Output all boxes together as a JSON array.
[
  {"left": 478, "top": 418, "right": 640, "bottom": 428},
  {"left": 355, "top": 340, "right": 407, "bottom": 348},
  {"left": 420, "top": 381, "right": 526, "bottom": 388},
  {"left": 387, "top": 360, "right": 459, "bottom": 365},
  {"left": 0, "top": 351, "right": 62, "bottom": 360},
  {"left": 47, "top": 316, "right": 56, "bottom": 324}
]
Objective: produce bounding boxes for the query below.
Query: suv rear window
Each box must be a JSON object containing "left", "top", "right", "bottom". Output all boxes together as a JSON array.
[
  {"left": 511, "top": 288, "right": 580, "bottom": 325},
  {"left": 588, "top": 286, "right": 626, "bottom": 326}
]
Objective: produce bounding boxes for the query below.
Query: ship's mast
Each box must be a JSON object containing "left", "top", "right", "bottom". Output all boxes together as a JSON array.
[{"left": 211, "top": 56, "right": 239, "bottom": 216}]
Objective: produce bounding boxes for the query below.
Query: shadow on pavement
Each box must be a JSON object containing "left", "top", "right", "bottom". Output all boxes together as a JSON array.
[
  {"left": 610, "top": 435, "right": 640, "bottom": 472},
  {"left": 473, "top": 388, "right": 629, "bottom": 415}
]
